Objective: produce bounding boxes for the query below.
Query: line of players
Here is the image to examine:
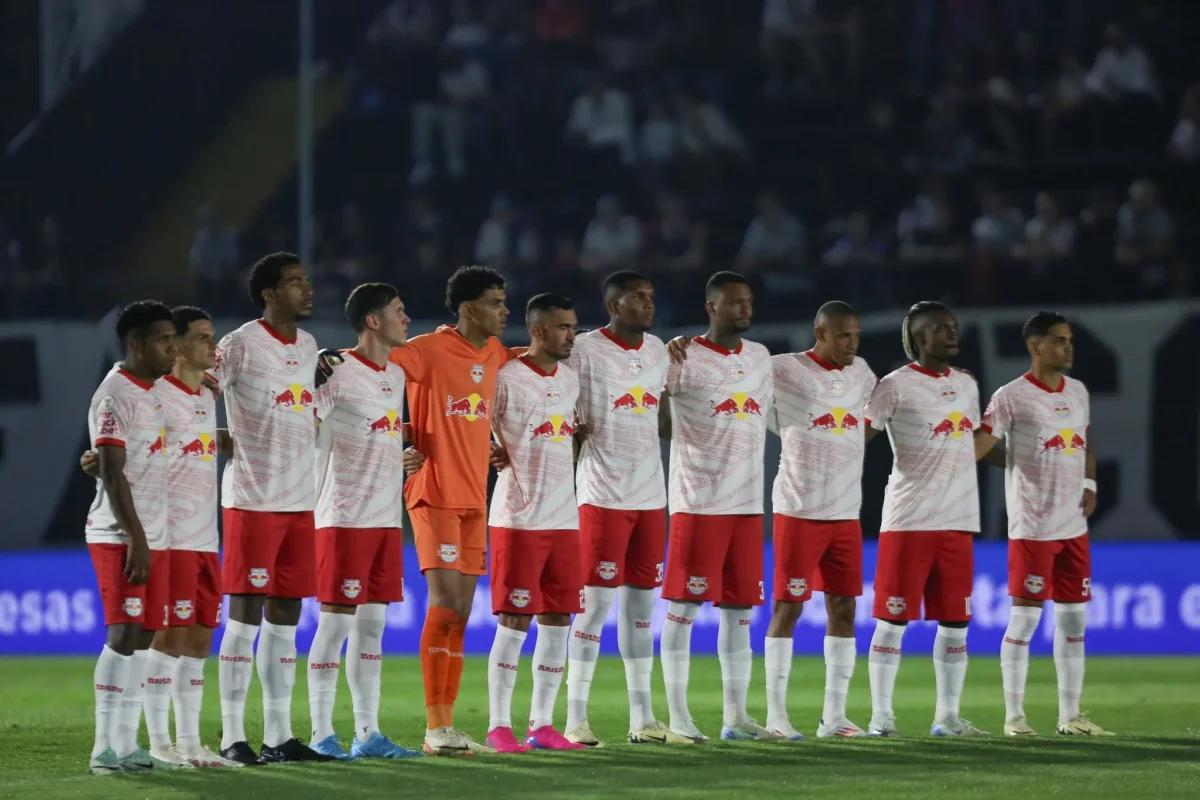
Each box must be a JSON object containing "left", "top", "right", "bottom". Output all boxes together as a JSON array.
[{"left": 80, "top": 253, "right": 1110, "bottom": 774}]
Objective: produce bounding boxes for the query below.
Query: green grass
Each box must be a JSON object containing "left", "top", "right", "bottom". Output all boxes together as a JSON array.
[{"left": 0, "top": 656, "right": 1197, "bottom": 798}]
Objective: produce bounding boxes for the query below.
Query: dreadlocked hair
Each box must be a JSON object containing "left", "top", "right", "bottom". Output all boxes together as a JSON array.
[{"left": 901, "top": 301, "right": 949, "bottom": 361}]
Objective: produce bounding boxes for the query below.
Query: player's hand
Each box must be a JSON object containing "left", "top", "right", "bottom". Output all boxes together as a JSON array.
[
  {"left": 489, "top": 442, "right": 510, "bottom": 471},
  {"left": 666, "top": 336, "right": 690, "bottom": 363},
  {"left": 217, "top": 429, "right": 234, "bottom": 458},
  {"left": 573, "top": 422, "right": 590, "bottom": 439},
  {"left": 315, "top": 349, "right": 344, "bottom": 389},
  {"left": 80, "top": 449, "right": 99, "bottom": 478},
  {"left": 403, "top": 447, "right": 426, "bottom": 474},
  {"left": 124, "top": 540, "right": 151, "bottom": 586},
  {"left": 202, "top": 372, "right": 221, "bottom": 397},
  {"left": 1080, "top": 488, "right": 1097, "bottom": 517}
]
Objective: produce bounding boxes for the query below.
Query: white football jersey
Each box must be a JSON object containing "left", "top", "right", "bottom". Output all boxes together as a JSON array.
[
  {"left": 85, "top": 367, "right": 169, "bottom": 550},
  {"left": 667, "top": 337, "right": 772, "bottom": 515},
  {"left": 157, "top": 376, "right": 219, "bottom": 552},
  {"left": 771, "top": 351, "right": 877, "bottom": 520},
  {"left": 569, "top": 328, "right": 668, "bottom": 511},
  {"left": 314, "top": 351, "right": 407, "bottom": 530},
  {"left": 865, "top": 364, "right": 981, "bottom": 533},
  {"left": 213, "top": 319, "right": 319, "bottom": 512},
  {"left": 982, "top": 373, "right": 1090, "bottom": 541},
  {"left": 489, "top": 358, "right": 581, "bottom": 530}
]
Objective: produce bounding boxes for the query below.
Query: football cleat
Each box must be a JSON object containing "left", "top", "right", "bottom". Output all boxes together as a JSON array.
[
  {"left": 668, "top": 718, "right": 709, "bottom": 742},
  {"left": 931, "top": 718, "right": 989, "bottom": 737},
  {"left": 565, "top": 723, "right": 604, "bottom": 748},
  {"left": 220, "top": 741, "right": 264, "bottom": 766},
  {"left": 120, "top": 746, "right": 188, "bottom": 771},
  {"left": 179, "top": 744, "right": 243, "bottom": 767},
  {"left": 351, "top": 731, "right": 424, "bottom": 758},
  {"left": 720, "top": 718, "right": 786, "bottom": 741},
  {"left": 423, "top": 726, "right": 471, "bottom": 757},
  {"left": 1057, "top": 715, "right": 1114, "bottom": 736},
  {"left": 817, "top": 718, "right": 867, "bottom": 738},
  {"left": 88, "top": 748, "right": 122, "bottom": 775},
  {"left": 310, "top": 734, "right": 355, "bottom": 760},
  {"left": 450, "top": 728, "right": 497, "bottom": 754},
  {"left": 259, "top": 738, "right": 339, "bottom": 763},
  {"left": 866, "top": 715, "right": 900, "bottom": 737},
  {"left": 628, "top": 720, "right": 694, "bottom": 745},
  {"left": 526, "top": 725, "right": 588, "bottom": 751},
  {"left": 484, "top": 726, "right": 531, "bottom": 754},
  {"left": 1004, "top": 717, "right": 1038, "bottom": 737},
  {"left": 766, "top": 722, "right": 807, "bottom": 741}
]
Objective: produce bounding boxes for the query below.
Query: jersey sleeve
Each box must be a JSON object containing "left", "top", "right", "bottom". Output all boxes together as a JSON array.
[
  {"left": 93, "top": 393, "right": 128, "bottom": 447},
  {"left": 314, "top": 374, "right": 342, "bottom": 423},
  {"left": 491, "top": 372, "right": 511, "bottom": 444},
  {"left": 388, "top": 339, "right": 430, "bottom": 383},
  {"left": 980, "top": 386, "right": 1012, "bottom": 436},
  {"left": 212, "top": 330, "right": 245, "bottom": 387},
  {"left": 864, "top": 375, "right": 897, "bottom": 430},
  {"left": 666, "top": 359, "right": 683, "bottom": 395}
]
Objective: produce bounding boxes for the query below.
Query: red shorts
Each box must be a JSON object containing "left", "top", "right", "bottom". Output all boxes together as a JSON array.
[
  {"left": 662, "top": 513, "right": 764, "bottom": 607},
  {"left": 773, "top": 515, "right": 863, "bottom": 602},
  {"left": 490, "top": 528, "right": 583, "bottom": 615},
  {"left": 579, "top": 505, "right": 667, "bottom": 588},
  {"left": 168, "top": 550, "right": 222, "bottom": 627},
  {"left": 89, "top": 544, "right": 171, "bottom": 631},
  {"left": 221, "top": 509, "right": 316, "bottom": 598},
  {"left": 1008, "top": 534, "right": 1091, "bottom": 603},
  {"left": 873, "top": 530, "right": 975, "bottom": 622},
  {"left": 316, "top": 527, "right": 404, "bottom": 605}
]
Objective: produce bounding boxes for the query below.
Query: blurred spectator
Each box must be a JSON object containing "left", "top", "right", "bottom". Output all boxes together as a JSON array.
[
  {"left": 474, "top": 195, "right": 541, "bottom": 270},
  {"left": 736, "top": 191, "right": 807, "bottom": 273},
  {"left": 595, "top": 0, "right": 658, "bottom": 76},
  {"left": 899, "top": 194, "right": 965, "bottom": 264},
  {"left": 188, "top": 204, "right": 238, "bottom": 310},
  {"left": 363, "top": 1, "right": 439, "bottom": 114},
  {"left": 1076, "top": 186, "right": 1121, "bottom": 266},
  {"left": 411, "top": 48, "right": 490, "bottom": 183},
  {"left": 638, "top": 97, "right": 678, "bottom": 187},
  {"left": 822, "top": 210, "right": 887, "bottom": 266},
  {"left": 673, "top": 89, "right": 750, "bottom": 196},
  {"left": 1015, "top": 192, "right": 1077, "bottom": 265},
  {"left": 1115, "top": 179, "right": 1174, "bottom": 271},
  {"left": 564, "top": 73, "right": 636, "bottom": 167},
  {"left": 760, "top": 0, "right": 860, "bottom": 93},
  {"left": 549, "top": 233, "right": 581, "bottom": 271},
  {"left": 535, "top": 0, "right": 591, "bottom": 68},
  {"left": 642, "top": 193, "right": 707, "bottom": 274},
  {"left": 1042, "top": 52, "right": 1091, "bottom": 154},
  {"left": 397, "top": 192, "right": 445, "bottom": 272},
  {"left": 334, "top": 202, "right": 376, "bottom": 284},
  {"left": 1086, "top": 23, "right": 1158, "bottom": 101},
  {"left": 368, "top": 0, "right": 438, "bottom": 50},
  {"left": 1167, "top": 84, "right": 1200, "bottom": 161},
  {"left": 971, "top": 186, "right": 1025, "bottom": 256},
  {"left": 580, "top": 195, "right": 642, "bottom": 275},
  {"left": 445, "top": 0, "right": 490, "bottom": 54}
]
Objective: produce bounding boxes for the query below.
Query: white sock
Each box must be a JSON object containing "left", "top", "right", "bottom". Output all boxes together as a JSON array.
[
  {"left": 348, "top": 604, "right": 387, "bottom": 741},
  {"left": 116, "top": 649, "right": 148, "bottom": 757},
  {"left": 308, "top": 611, "right": 354, "bottom": 742},
  {"left": 822, "top": 635, "right": 856, "bottom": 724},
  {"left": 1054, "top": 602, "right": 1087, "bottom": 725},
  {"left": 144, "top": 648, "right": 177, "bottom": 751},
  {"left": 764, "top": 636, "right": 792, "bottom": 730},
  {"left": 868, "top": 620, "right": 905, "bottom": 722},
  {"left": 172, "top": 655, "right": 206, "bottom": 753},
  {"left": 219, "top": 618, "right": 257, "bottom": 750},
  {"left": 487, "top": 625, "right": 527, "bottom": 730},
  {"left": 93, "top": 645, "right": 131, "bottom": 757},
  {"left": 933, "top": 625, "right": 969, "bottom": 723},
  {"left": 1001, "top": 606, "right": 1043, "bottom": 721},
  {"left": 257, "top": 620, "right": 298, "bottom": 747},
  {"left": 530, "top": 623, "right": 569, "bottom": 730},
  {"left": 565, "top": 585, "right": 615, "bottom": 731},
  {"left": 718, "top": 608, "right": 753, "bottom": 728},
  {"left": 661, "top": 602, "right": 699, "bottom": 726},
  {"left": 618, "top": 586, "right": 656, "bottom": 731}
]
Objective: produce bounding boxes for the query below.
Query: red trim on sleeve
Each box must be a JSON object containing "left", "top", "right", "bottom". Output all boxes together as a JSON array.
[
  {"left": 692, "top": 336, "right": 743, "bottom": 356},
  {"left": 1021, "top": 372, "right": 1065, "bottom": 393},
  {"left": 978, "top": 423, "right": 994, "bottom": 435},
  {"left": 906, "top": 362, "right": 951, "bottom": 379},
  {"left": 804, "top": 350, "right": 843, "bottom": 371},
  {"left": 94, "top": 438, "right": 125, "bottom": 448},
  {"left": 257, "top": 318, "right": 298, "bottom": 345},
  {"left": 344, "top": 349, "right": 386, "bottom": 372},
  {"left": 518, "top": 356, "right": 557, "bottom": 378},
  {"left": 599, "top": 326, "right": 643, "bottom": 351}
]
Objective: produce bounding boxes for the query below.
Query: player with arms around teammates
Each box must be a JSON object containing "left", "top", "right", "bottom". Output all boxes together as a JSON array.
[
  {"left": 973, "top": 312, "right": 1113, "bottom": 737},
  {"left": 563, "top": 271, "right": 691, "bottom": 747},
  {"left": 306, "top": 283, "right": 427, "bottom": 759},
  {"left": 212, "top": 253, "right": 337, "bottom": 764},
  {"left": 484, "top": 293, "right": 588, "bottom": 753},
  {"left": 762, "top": 301, "right": 877, "bottom": 739},
  {"left": 658, "top": 272, "right": 781, "bottom": 742},
  {"left": 864, "top": 301, "right": 987, "bottom": 738},
  {"left": 84, "top": 301, "right": 179, "bottom": 774}
]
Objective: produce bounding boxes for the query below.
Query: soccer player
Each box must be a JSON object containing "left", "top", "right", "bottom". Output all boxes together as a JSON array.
[
  {"left": 387, "top": 265, "right": 523, "bottom": 755},
  {"left": 659, "top": 271, "right": 779, "bottom": 742},
  {"left": 484, "top": 293, "right": 588, "bottom": 753},
  {"left": 973, "top": 312, "right": 1112, "bottom": 737},
  {"left": 863, "top": 301, "right": 986, "bottom": 737},
  {"left": 213, "top": 252, "right": 336, "bottom": 764},
  {"left": 85, "top": 301, "right": 179, "bottom": 773},
  {"left": 763, "top": 301, "right": 876, "bottom": 739},
  {"left": 563, "top": 271, "right": 690, "bottom": 747},
  {"left": 306, "top": 283, "right": 426, "bottom": 759}
]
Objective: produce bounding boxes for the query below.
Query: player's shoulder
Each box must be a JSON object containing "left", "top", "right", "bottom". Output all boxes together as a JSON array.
[
  {"left": 741, "top": 339, "right": 771, "bottom": 359},
  {"left": 949, "top": 368, "right": 979, "bottom": 392},
  {"left": 296, "top": 328, "right": 318, "bottom": 350},
  {"left": 848, "top": 356, "right": 875, "bottom": 381},
  {"left": 642, "top": 332, "right": 667, "bottom": 353},
  {"left": 1063, "top": 375, "right": 1089, "bottom": 398},
  {"left": 878, "top": 363, "right": 914, "bottom": 384},
  {"left": 557, "top": 361, "right": 581, "bottom": 387}
]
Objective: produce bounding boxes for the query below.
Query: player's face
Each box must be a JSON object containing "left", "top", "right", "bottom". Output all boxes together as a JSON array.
[
  {"left": 612, "top": 280, "right": 655, "bottom": 331},
  {"left": 466, "top": 287, "right": 509, "bottom": 338},
  {"left": 920, "top": 311, "right": 959, "bottom": 361},
  {"left": 707, "top": 283, "right": 753, "bottom": 333},
  {"left": 817, "top": 315, "right": 860, "bottom": 366},
  {"left": 269, "top": 264, "right": 314, "bottom": 320},
  {"left": 177, "top": 319, "right": 217, "bottom": 371},
  {"left": 138, "top": 321, "right": 178, "bottom": 377},
  {"left": 534, "top": 308, "right": 578, "bottom": 361},
  {"left": 371, "top": 297, "right": 411, "bottom": 348},
  {"left": 1032, "top": 323, "right": 1073, "bottom": 370}
]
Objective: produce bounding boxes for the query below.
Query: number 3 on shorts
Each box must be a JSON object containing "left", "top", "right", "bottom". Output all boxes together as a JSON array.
[{"left": 655, "top": 562, "right": 664, "bottom": 583}]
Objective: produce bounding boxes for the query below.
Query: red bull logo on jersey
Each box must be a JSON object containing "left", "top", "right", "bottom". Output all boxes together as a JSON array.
[
  {"left": 192, "top": 402, "right": 208, "bottom": 421},
  {"left": 438, "top": 543, "right": 459, "bottom": 563},
  {"left": 611, "top": 386, "right": 660, "bottom": 415},
  {"left": 808, "top": 407, "right": 860, "bottom": 436},
  {"left": 446, "top": 393, "right": 488, "bottom": 422},
  {"left": 470, "top": 364, "right": 485, "bottom": 384},
  {"left": 1039, "top": 428, "right": 1086, "bottom": 455},
  {"left": 248, "top": 568, "right": 269, "bottom": 588},
  {"left": 273, "top": 384, "right": 314, "bottom": 413},
  {"left": 597, "top": 561, "right": 618, "bottom": 581},
  {"left": 146, "top": 428, "right": 167, "bottom": 457},
  {"left": 786, "top": 578, "right": 808, "bottom": 597},
  {"left": 123, "top": 597, "right": 143, "bottom": 617},
  {"left": 379, "top": 380, "right": 394, "bottom": 398},
  {"left": 940, "top": 384, "right": 957, "bottom": 403},
  {"left": 546, "top": 385, "right": 561, "bottom": 405},
  {"left": 729, "top": 364, "right": 745, "bottom": 382},
  {"left": 530, "top": 415, "right": 574, "bottom": 443},
  {"left": 709, "top": 392, "right": 763, "bottom": 420},
  {"left": 1052, "top": 400, "right": 1070, "bottom": 418},
  {"left": 686, "top": 576, "right": 708, "bottom": 596},
  {"left": 179, "top": 433, "right": 217, "bottom": 462},
  {"left": 929, "top": 411, "right": 973, "bottom": 439},
  {"left": 174, "top": 600, "right": 193, "bottom": 620},
  {"left": 627, "top": 357, "right": 643, "bottom": 376},
  {"left": 342, "top": 579, "right": 362, "bottom": 599},
  {"left": 510, "top": 588, "right": 531, "bottom": 609},
  {"left": 1024, "top": 574, "right": 1045, "bottom": 594},
  {"left": 886, "top": 596, "right": 906, "bottom": 615},
  {"left": 367, "top": 410, "right": 403, "bottom": 438}
]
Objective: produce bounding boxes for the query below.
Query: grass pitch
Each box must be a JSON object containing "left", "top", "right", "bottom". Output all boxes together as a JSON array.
[{"left": 0, "top": 656, "right": 1197, "bottom": 798}]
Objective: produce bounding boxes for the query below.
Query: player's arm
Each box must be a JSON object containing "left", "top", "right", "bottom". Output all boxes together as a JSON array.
[
  {"left": 862, "top": 376, "right": 894, "bottom": 446},
  {"left": 1082, "top": 429, "right": 1097, "bottom": 517},
  {"left": 81, "top": 449, "right": 99, "bottom": 477},
  {"left": 95, "top": 445, "right": 151, "bottom": 585},
  {"left": 666, "top": 336, "right": 690, "bottom": 363},
  {"left": 973, "top": 429, "right": 1001, "bottom": 462},
  {"left": 388, "top": 338, "right": 429, "bottom": 382},
  {"left": 975, "top": 388, "right": 1007, "bottom": 465}
]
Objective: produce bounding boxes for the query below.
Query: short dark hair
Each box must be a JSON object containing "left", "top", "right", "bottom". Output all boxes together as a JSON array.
[
  {"left": 901, "top": 300, "right": 950, "bottom": 360},
  {"left": 815, "top": 300, "right": 857, "bottom": 321},
  {"left": 445, "top": 265, "right": 505, "bottom": 313},
  {"left": 345, "top": 282, "right": 400, "bottom": 333},
  {"left": 1022, "top": 311, "right": 1070, "bottom": 341},
  {"left": 705, "top": 271, "right": 750, "bottom": 300},
  {"left": 247, "top": 251, "right": 301, "bottom": 309},
  {"left": 116, "top": 300, "right": 174, "bottom": 341},
  {"left": 526, "top": 293, "right": 574, "bottom": 324},
  {"left": 603, "top": 270, "right": 649, "bottom": 297},
  {"left": 171, "top": 305, "right": 212, "bottom": 336}
]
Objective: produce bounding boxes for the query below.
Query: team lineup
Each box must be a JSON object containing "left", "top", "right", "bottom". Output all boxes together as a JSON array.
[{"left": 78, "top": 251, "right": 1111, "bottom": 774}]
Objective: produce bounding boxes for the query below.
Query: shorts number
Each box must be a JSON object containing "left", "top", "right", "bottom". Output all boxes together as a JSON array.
[
  {"left": 964, "top": 597, "right": 972, "bottom": 616},
  {"left": 163, "top": 604, "right": 170, "bottom": 627},
  {"left": 579, "top": 589, "right": 586, "bottom": 610},
  {"left": 1081, "top": 578, "right": 1091, "bottom": 597},
  {"left": 655, "top": 562, "right": 664, "bottom": 583},
  {"left": 758, "top": 581, "right": 765, "bottom": 601}
]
